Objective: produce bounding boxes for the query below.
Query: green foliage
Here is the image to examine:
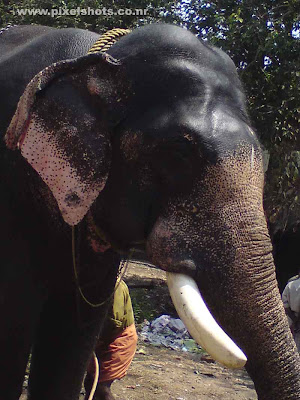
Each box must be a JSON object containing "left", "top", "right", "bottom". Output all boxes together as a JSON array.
[
  {"left": 0, "top": 0, "right": 173, "bottom": 32},
  {"left": 130, "top": 287, "right": 176, "bottom": 325},
  {"left": 266, "top": 149, "right": 300, "bottom": 231}
]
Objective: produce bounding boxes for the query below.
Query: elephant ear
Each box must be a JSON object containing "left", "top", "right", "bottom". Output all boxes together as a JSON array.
[{"left": 5, "top": 53, "right": 127, "bottom": 226}]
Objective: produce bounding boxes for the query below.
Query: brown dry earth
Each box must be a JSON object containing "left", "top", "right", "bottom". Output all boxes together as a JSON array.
[
  {"left": 99, "top": 342, "right": 257, "bottom": 400},
  {"left": 21, "top": 262, "right": 257, "bottom": 400}
]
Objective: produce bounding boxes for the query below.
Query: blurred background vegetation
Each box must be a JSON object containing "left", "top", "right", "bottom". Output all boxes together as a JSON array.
[{"left": 1, "top": 0, "right": 299, "bottom": 236}]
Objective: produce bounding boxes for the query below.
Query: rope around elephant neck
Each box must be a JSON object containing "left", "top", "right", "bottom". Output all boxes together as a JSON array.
[
  {"left": 71, "top": 225, "right": 131, "bottom": 308},
  {"left": 71, "top": 228, "right": 133, "bottom": 400},
  {"left": 88, "top": 353, "right": 99, "bottom": 400},
  {"left": 73, "top": 29, "right": 132, "bottom": 400},
  {"left": 71, "top": 27, "right": 133, "bottom": 309}
]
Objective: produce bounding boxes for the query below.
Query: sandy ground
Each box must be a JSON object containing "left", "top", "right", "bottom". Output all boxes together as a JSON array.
[
  {"left": 94, "top": 343, "right": 257, "bottom": 400},
  {"left": 21, "top": 344, "right": 257, "bottom": 400}
]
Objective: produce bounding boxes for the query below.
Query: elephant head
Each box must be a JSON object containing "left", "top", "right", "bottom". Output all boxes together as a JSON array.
[{"left": 5, "top": 24, "right": 300, "bottom": 399}]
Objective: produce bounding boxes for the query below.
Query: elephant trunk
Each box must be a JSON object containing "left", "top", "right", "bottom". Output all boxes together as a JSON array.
[
  {"left": 200, "top": 230, "right": 300, "bottom": 399},
  {"left": 147, "top": 151, "right": 300, "bottom": 399},
  {"left": 167, "top": 218, "right": 300, "bottom": 398},
  {"left": 233, "top": 247, "right": 300, "bottom": 398}
]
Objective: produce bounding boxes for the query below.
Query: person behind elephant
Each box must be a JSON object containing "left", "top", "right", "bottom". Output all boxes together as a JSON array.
[
  {"left": 84, "top": 280, "right": 138, "bottom": 400},
  {"left": 282, "top": 272, "right": 300, "bottom": 351}
]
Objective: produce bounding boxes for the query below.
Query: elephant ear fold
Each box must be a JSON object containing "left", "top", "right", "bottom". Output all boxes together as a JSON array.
[{"left": 5, "top": 53, "right": 124, "bottom": 226}]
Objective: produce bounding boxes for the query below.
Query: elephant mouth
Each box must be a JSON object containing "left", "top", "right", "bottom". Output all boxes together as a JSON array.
[
  {"left": 111, "top": 232, "right": 247, "bottom": 368},
  {"left": 131, "top": 246, "right": 247, "bottom": 368},
  {"left": 90, "top": 213, "right": 147, "bottom": 255},
  {"left": 166, "top": 272, "right": 247, "bottom": 369},
  {"left": 144, "top": 238, "right": 247, "bottom": 367}
]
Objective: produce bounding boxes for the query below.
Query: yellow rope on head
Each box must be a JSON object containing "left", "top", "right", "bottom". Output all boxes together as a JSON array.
[{"left": 88, "top": 28, "right": 131, "bottom": 54}]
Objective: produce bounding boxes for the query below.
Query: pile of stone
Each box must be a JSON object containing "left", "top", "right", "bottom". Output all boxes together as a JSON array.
[{"left": 139, "top": 314, "right": 202, "bottom": 353}]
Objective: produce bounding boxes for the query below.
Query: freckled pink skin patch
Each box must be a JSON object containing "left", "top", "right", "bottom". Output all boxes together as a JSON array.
[{"left": 20, "top": 117, "right": 105, "bottom": 226}]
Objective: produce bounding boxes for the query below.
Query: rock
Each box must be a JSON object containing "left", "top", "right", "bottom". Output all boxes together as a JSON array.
[{"left": 139, "top": 315, "right": 202, "bottom": 353}]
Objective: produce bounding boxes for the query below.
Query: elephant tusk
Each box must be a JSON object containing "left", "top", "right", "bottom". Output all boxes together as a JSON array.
[{"left": 166, "top": 272, "right": 247, "bottom": 369}]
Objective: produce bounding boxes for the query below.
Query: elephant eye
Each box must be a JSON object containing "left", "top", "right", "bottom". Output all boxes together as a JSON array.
[{"left": 152, "top": 139, "right": 197, "bottom": 195}]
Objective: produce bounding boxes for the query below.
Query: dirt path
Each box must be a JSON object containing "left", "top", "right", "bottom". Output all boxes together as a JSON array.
[
  {"left": 106, "top": 343, "right": 257, "bottom": 400},
  {"left": 21, "top": 343, "right": 257, "bottom": 400},
  {"left": 78, "top": 342, "right": 257, "bottom": 400}
]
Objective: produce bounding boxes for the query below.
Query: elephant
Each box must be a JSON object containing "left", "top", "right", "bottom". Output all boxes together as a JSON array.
[{"left": 0, "top": 23, "right": 299, "bottom": 400}]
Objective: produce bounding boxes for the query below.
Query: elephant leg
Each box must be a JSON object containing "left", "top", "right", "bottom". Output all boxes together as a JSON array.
[
  {"left": 27, "top": 250, "right": 120, "bottom": 400},
  {"left": 0, "top": 197, "right": 46, "bottom": 400},
  {"left": 0, "top": 274, "right": 45, "bottom": 400},
  {"left": 27, "top": 291, "right": 109, "bottom": 400}
]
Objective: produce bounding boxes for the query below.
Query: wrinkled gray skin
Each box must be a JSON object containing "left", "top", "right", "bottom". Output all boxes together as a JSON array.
[{"left": 0, "top": 24, "right": 300, "bottom": 400}]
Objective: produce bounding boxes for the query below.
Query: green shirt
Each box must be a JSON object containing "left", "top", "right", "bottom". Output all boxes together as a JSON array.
[{"left": 101, "top": 280, "right": 135, "bottom": 342}]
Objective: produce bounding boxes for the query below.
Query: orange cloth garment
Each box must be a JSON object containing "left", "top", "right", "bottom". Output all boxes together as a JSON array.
[{"left": 89, "top": 323, "right": 138, "bottom": 383}]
